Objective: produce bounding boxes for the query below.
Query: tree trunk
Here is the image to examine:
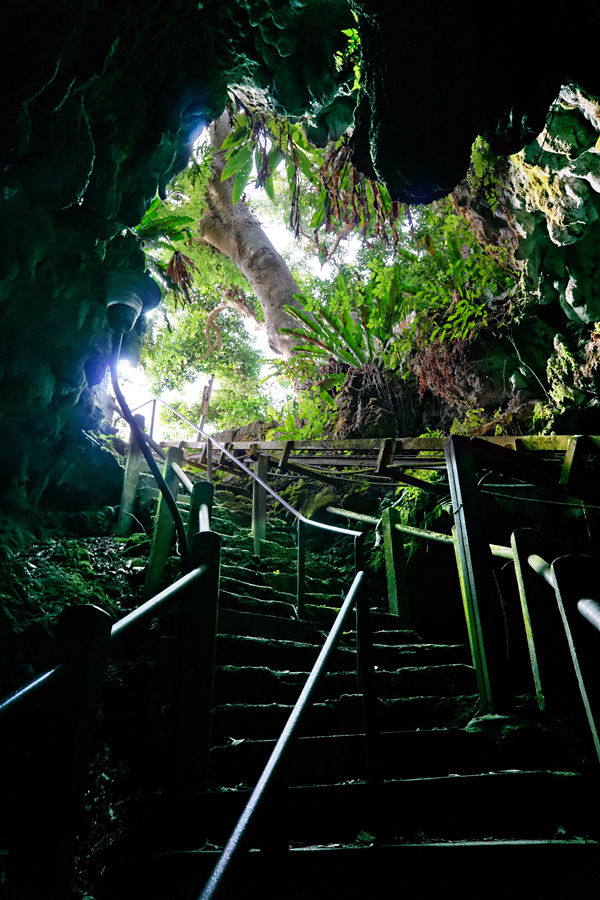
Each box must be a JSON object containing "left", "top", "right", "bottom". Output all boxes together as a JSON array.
[{"left": 199, "top": 113, "right": 303, "bottom": 358}]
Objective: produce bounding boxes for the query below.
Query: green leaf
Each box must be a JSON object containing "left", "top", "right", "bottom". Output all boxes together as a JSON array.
[
  {"left": 220, "top": 122, "right": 251, "bottom": 151},
  {"left": 294, "top": 146, "right": 314, "bottom": 181},
  {"left": 263, "top": 174, "right": 276, "bottom": 202},
  {"left": 232, "top": 157, "right": 253, "bottom": 205},
  {"left": 267, "top": 145, "right": 284, "bottom": 173},
  {"left": 221, "top": 143, "right": 253, "bottom": 181}
]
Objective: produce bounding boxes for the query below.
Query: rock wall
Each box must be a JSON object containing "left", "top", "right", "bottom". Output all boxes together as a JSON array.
[{"left": 508, "top": 85, "right": 600, "bottom": 325}]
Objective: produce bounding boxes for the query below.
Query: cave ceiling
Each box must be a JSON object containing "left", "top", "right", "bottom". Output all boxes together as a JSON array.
[{"left": 1, "top": 0, "right": 600, "bottom": 540}]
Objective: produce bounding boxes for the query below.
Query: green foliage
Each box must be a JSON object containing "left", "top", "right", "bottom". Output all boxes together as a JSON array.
[
  {"left": 449, "top": 405, "right": 512, "bottom": 436},
  {"left": 281, "top": 262, "right": 405, "bottom": 368},
  {"left": 265, "top": 388, "right": 338, "bottom": 440},
  {"left": 469, "top": 137, "right": 504, "bottom": 216},
  {"left": 158, "top": 372, "right": 273, "bottom": 437},
  {"left": 142, "top": 304, "right": 262, "bottom": 394},
  {"left": 532, "top": 333, "right": 583, "bottom": 433},
  {"left": 219, "top": 91, "right": 401, "bottom": 249},
  {"left": 382, "top": 472, "right": 450, "bottom": 560}
]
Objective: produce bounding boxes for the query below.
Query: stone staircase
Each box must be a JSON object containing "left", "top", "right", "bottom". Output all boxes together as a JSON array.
[{"left": 108, "top": 481, "right": 600, "bottom": 898}]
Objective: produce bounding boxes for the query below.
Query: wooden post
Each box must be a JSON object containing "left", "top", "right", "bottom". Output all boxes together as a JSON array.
[
  {"left": 297, "top": 518, "right": 306, "bottom": 618},
  {"left": 173, "top": 530, "right": 221, "bottom": 789},
  {"left": 375, "top": 437, "right": 396, "bottom": 475},
  {"left": 252, "top": 453, "right": 268, "bottom": 557},
  {"left": 381, "top": 506, "right": 410, "bottom": 625},
  {"left": 445, "top": 435, "right": 513, "bottom": 714},
  {"left": 145, "top": 446, "right": 184, "bottom": 596},
  {"left": 8, "top": 605, "right": 112, "bottom": 898},
  {"left": 117, "top": 413, "right": 146, "bottom": 537}
]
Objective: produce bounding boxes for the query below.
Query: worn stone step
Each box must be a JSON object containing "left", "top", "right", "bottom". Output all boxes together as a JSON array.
[
  {"left": 304, "top": 604, "right": 412, "bottom": 633},
  {"left": 145, "top": 770, "right": 598, "bottom": 849},
  {"left": 210, "top": 728, "right": 501, "bottom": 786},
  {"left": 218, "top": 592, "right": 298, "bottom": 620},
  {"left": 217, "top": 609, "right": 322, "bottom": 643},
  {"left": 144, "top": 840, "right": 600, "bottom": 900},
  {"left": 212, "top": 694, "right": 478, "bottom": 741},
  {"left": 218, "top": 586, "right": 297, "bottom": 611},
  {"left": 219, "top": 574, "right": 295, "bottom": 603},
  {"left": 210, "top": 723, "right": 581, "bottom": 787},
  {"left": 215, "top": 634, "right": 467, "bottom": 672},
  {"left": 213, "top": 665, "right": 477, "bottom": 707}
]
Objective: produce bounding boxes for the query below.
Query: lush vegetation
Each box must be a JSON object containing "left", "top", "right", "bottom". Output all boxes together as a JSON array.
[{"left": 131, "top": 85, "right": 525, "bottom": 440}]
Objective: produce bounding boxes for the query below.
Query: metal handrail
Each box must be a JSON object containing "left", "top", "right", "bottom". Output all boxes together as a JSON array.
[
  {"left": 528, "top": 554, "right": 600, "bottom": 634},
  {"left": 0, "top": 564, "right": 208, "bottom": 715},
  {"left": 0, "top": 665, "right": 63, "bottom": 717},
  {"left": 198, "top": 571, "right": 366, "bottom": 900},
  {"left": 127, "top": 395, "right": 203, "bottom": 435},
  {"left": 327, "top": 506, "right": 514, "bottom": 559},
  {"left": 110, "top": 565, "right": 207, "bottom": 641},
  {"left": 194, "top": 427, "right": 362, "bottom": 541},
  {"left": 527, "top": 553, "right": 556, "bottom": 588},
  {"left": 578, "top": 598, "right": 600, "bottom": 632},
  {"left": 118, "top": 392, "right": 362, "bottom": 539}
]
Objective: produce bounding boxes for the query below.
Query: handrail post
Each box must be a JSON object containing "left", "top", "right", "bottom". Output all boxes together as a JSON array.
[
  {"left": 252, "top": 453, "right": 268, "bottom": 556},
  {"left": 187, "top": 481, "right": 215, "bottom": 548},
  {"left": 445, "top": 435, "right": 513, "bottom": 714},
  {"left": 7, "top": 605, "right": 112, "bottom": 898},
  {"left": 510, "top": 528, "right": 574, "bottom": 713},
  {"left": 381, "top": 506, "right": 410, "bottom": 625},
  {"left": 297, "top": 518, "right": 306, "bottom": 618},
  {"left": 149, "top": 398, "right": 157, "bottom": 440},
  {"left": 145, "top": 446, "right": 184, "bottom": 596},
  {"left": 173, "top": 530, "right": 222, "bottom": 789},
  {"left": 117, "top": 412, "right": 146, "bottom": 537},
  {"left": 206, "top": 436, "right": 213, "bottom": 484}
]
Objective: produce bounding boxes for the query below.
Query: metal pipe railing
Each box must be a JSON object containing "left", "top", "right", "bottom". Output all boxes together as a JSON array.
[
  {"left": 110, "top": 565, "right": 207, "bottom": 642},
  {"left": 528, "top": 553, "right": 556, "bottom": 587},
  {"left": 0, "top": 565, "right": 209, "bottom": 714},
  {"left": 194, "top": 428, "right": 362, "bottom": 541},
  {"left": 327, "top": 506, "right": 514, "bottom": 558},
  {"left": 198, "top": 571, "right": 366, "bottom": 900},
  {"left": 0, "top": 665, "right": 62, "bottom": 718},
  {"left": 578, "top": 598, "right": 600, "bottom": 632}
]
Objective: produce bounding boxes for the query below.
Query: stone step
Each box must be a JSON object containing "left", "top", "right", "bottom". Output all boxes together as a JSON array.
[
  {"left": 217, "top": 609, "right": 322, "bottom": 644},
  {"left": 212, "top": 694, "right": 478, "bottom": 742},
  {"left": 304, "top": 604, "right": 410, "bottom": 633},
  {"left": 218, "top": 591, "right": 298, "bottom": 620},
  {"left": 213, "top": 664, "right": 477, "bottom": 706},
  {"left": 144, "top": 840, "right": 600, "bottom": 900},
  {"left": 217, "top": 590, "right": 412, "bottom": 635},
  {"left": 215, "top": 634, "right": 468, "bottom": 672},
  {"left": 209, "top": 728, "right": 500, "bottom": 786},
  {"left": 219, "top": 576, "right": 296, "bottom": 606},
  {"left": 145, "top": 770, "right": 598, "bottom": 850}
]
